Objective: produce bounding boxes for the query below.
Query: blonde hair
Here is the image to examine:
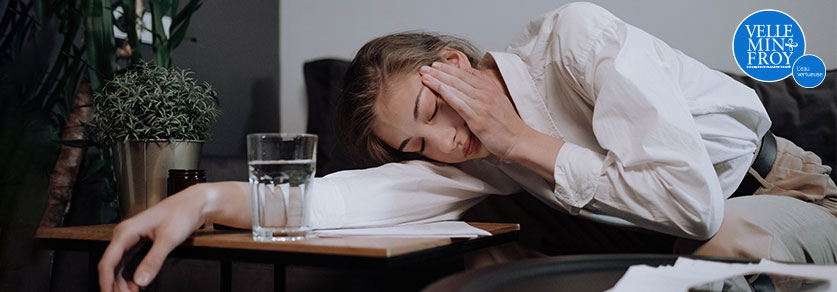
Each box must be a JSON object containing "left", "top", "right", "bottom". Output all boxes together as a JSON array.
[{"left": 337, "top": 32, "right": 482, "bottom": 166}]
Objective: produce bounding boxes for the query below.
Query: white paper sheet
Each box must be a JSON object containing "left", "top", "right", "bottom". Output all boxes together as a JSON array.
[
  {"left": 313, "top": 221, "right": 491, "bottom": 238},
  {"left": 607, "top": 257, "right": 837, "bottom": 292}
]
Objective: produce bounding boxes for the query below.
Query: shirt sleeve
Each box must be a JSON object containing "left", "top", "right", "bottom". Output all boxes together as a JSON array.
[
  {"left": 546, "top": 3, "right": 726, "bottom": 239},
  {"left": 307, "top": 159, "right": 521, "bottom": 229}
]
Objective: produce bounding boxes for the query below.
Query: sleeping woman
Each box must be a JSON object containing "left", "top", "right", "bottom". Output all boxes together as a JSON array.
[{"left": 98, "top": 3, "right": 837, "bottom": 291}]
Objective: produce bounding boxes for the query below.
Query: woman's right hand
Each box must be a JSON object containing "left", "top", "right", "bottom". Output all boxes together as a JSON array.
[{"left": 97, "top": 183, "right": 225, "bottom": 292}]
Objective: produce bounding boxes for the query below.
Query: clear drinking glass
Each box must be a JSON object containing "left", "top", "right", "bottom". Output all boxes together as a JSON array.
[{"left": 247, "top": 133, "right": 317, "bottom": 241}]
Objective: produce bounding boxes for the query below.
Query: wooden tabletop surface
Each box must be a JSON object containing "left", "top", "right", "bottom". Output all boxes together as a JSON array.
[{"left": 35, "top": 222, "right": 519, "bottom": 258}]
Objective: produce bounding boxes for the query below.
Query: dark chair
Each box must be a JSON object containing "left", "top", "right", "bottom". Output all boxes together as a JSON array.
[{"left": 303, "top": 59, "right": 359, "bottom": 176}]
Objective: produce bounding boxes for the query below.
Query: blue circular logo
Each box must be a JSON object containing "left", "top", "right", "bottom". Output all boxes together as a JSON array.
[
  {"left": 733, "top": 10, "right": 805, "bottom": 82},
  {"left": 792, "top": 55, "right": 826, "bottom": 88}
]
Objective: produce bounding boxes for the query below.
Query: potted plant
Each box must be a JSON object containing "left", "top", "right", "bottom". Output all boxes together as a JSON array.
[{"left": 86, "top": 61, "right": 220, "bottom": 218}]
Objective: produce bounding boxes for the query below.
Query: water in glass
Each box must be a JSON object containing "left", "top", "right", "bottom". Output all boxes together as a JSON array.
[{"left": 249, "top": 159, "right": 315, "bottom": 241}]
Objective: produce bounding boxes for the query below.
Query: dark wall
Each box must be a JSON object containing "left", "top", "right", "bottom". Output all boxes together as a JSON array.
[
  {"left": 47, "top": 3, "right": 281, "bottom": 292},
  {"left": 171, "top": 0, "right": 280, "bottom": 181}
]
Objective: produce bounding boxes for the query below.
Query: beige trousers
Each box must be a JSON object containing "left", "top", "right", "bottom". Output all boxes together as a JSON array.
[
  {"left": 674, "top": 136, "right": 837, "bottom": 264},
  {"left": 463, "top": 136, "right": 837, "bottom": 267}
]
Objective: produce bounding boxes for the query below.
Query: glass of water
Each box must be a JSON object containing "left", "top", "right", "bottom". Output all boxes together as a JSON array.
[{"left": 247, "top": 133, "right": 317, "bottom": 241}]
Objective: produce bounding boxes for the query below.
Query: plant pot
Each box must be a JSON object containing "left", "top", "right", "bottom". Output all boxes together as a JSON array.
[{"left": 112, "top": 140, "right": 203, "bottom": 218}]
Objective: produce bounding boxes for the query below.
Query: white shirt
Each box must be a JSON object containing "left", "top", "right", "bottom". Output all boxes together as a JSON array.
[{"left": 308, "top": 2, "right": 771, "bottom": 240}]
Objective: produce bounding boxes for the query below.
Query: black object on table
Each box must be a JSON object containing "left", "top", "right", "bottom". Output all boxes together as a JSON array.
[
  {"left": 167, "top": 169, "right": 206, "bottom": 196},
  {"left": 423, "top": 254, "right": 758, "bottom": 292}
]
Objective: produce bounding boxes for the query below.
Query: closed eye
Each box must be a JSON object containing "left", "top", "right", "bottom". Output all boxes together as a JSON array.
[
  {"left": 429, "top": 93, "right": 440, "bottom": 121},
  {"left": 418, "top": 91, "right": 440, "bottom": 153}
]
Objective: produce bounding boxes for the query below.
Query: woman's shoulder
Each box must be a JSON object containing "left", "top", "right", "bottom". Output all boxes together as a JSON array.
[
  {"left": 506, "top": 2, "right": 622, "bottom": 85},
  {"left": 552, "top": 2, "right": 615, "bottom": 23},
  {"left": 515, "top": 2, "right": 617, "bottom": 38}
]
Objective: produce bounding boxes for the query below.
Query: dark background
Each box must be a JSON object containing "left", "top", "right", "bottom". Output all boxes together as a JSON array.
[
  {"left": 172, "top": 0, "right": 280, "bottom": 182},
  {"left": 48, "top": 1, "right": 281, "bottom": 291}
]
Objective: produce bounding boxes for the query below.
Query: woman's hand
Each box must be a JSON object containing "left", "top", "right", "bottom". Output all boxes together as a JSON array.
[
  {"left": 421, "top": 61, "right": 564, "bottom": 183},
  {"left": 97, "top": 182, "right": 250, "bottom": 292},
  {"left": 419, "top": 62, "right": 532, "bottom": 160}
]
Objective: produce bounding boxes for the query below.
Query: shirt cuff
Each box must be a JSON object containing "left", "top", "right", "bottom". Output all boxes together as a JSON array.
[
  {"left": 307, "top": 177, "right": 346, "bottom": 229},
  {"left": 553, "top": 142, "right": 604, "bottom": 213}
]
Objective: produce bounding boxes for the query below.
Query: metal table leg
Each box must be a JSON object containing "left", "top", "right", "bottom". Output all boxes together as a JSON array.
[
  {"left": 89, "top": 250, "right": 102, "bottom": 291},
  {"left": 221, "top": 259, "right": 232, "bottom": 292},
  {"left": 274, "top": 263, "right": 286, "bottom": 292}
]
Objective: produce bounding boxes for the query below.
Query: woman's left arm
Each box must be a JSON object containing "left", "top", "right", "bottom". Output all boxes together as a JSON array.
[{"left": 420, "top": 62, "right": 565, "bottom": 183}]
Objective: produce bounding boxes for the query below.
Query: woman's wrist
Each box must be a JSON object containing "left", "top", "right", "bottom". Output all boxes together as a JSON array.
[
  {"left": 507, "top": 128, "right": 564, "bottom": 183},
  {"left": 505, "top": 127, "right": 547, "bottom": 160},
  {"left": 181, "top": 183, "right": 219, "bottom": 226},
  {"left": 187, "top": 181, "right": 252, "bottom": 229}
]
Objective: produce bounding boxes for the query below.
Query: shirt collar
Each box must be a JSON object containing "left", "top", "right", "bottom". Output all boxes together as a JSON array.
[{"left": 487, "top": 51, "right": 561, "bottom": 139}]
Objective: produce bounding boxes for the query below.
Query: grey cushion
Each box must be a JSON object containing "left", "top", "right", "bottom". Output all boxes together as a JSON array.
[{"left": 725, "top": 69, "right": 836, "bottom": 180}]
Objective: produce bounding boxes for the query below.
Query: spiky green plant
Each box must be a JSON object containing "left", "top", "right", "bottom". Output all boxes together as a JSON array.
[{"left": 86, "top": 61, "right": 220, "bottom": 144}]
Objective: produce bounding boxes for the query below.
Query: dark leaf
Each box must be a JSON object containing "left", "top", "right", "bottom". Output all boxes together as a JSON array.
[
  {"left": 77, "top": 155, "right": 107, "bottom": 182},
  {"left": 170, "top": 0, "right": 180, "bottom": 19},
  {"left": 168, "top": 16, "right": 191, "bottom": 50},
  {"left": 149, "top": 0, "right": 171, "bottom": 67},
  {"left": 119, "top": 0, "right": 142, "bottom": 63},
  {"left": 171, "top": 0, "right": 200, "bottom": 29},
  {"left": 54, "top": 139, "right": 88, "bottom": 148}
]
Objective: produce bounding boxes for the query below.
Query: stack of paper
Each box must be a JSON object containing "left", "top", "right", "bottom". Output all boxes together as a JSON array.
[
  {"left": 313, "top": 221, "right": 491, "bottom": 238},
  {"left": 608, "top": 257, "right": 837, "bottom": 292}
]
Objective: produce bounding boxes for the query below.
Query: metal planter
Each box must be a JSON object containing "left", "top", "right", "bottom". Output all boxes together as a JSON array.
[{"left": 112, "top": 140, "right": 202, "bottom": 218}]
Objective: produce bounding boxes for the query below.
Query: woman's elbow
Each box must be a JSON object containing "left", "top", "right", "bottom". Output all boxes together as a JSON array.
[
  {"left": 655, "top": 165, "right": 725, "bottom": 239},
  {"left": 683, "top": 211, "right": 723, "bottom": 240},
  {"left": 679, "top": 188, "right": 725, "bottom": 240}
]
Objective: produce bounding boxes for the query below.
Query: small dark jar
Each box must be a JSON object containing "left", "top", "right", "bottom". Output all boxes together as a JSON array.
[{"left": 167, "top": 169, "right": 206, "bottom": 196}]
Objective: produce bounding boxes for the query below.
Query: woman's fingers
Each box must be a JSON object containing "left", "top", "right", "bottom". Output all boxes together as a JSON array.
[
  {"left": 422, "top": 60, "right": 536, "bottom": 161},
  {"left": 430, "top": 62, "right": 482, "bottom": 86},
  {"left": 99, "top": 224, "right": 142, "bottom": 292},
  {"left": 99, "top": 219, "right": 181, "bottom": 290},
  {"left": 98, "top": 184, "right": 218, "bottom": 292},
  {"left": 420, "top": 64, "right": 476, "bottom": 97},
  {"left": 421, "top": 73, "right": 476, "bottom": 118},
  {"left": 132, "top": 235, "right": 178, "bottom": 287},
  {"left": 114, "top": 271, "right": 138, "bottom": 292}
]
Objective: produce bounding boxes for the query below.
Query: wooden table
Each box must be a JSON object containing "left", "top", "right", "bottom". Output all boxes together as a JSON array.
[{"left": 36, "top": 222, "right": 519, "bottom": 292}]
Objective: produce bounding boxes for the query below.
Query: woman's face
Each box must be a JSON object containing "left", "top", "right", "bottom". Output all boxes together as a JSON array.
[{"left": 372, "top": 71, "right": 491, "bottom": 164}]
